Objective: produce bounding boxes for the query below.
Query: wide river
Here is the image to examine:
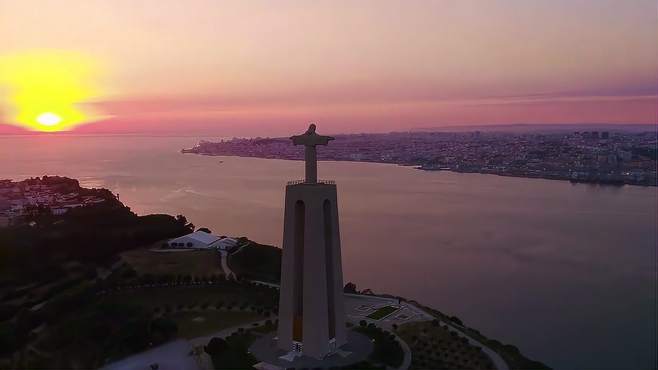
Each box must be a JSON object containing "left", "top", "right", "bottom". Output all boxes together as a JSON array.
[{"left": 1, "top": 135, "right": 656, "bottom": 369}]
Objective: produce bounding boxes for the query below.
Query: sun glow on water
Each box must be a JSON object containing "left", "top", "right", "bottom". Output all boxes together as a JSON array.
[{"left": 0, "top": 51, "right": 106, "bottom": 132}]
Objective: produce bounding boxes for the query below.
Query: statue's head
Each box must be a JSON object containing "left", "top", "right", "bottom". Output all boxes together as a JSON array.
[{"left": 307, "top": 123, "right": 317, "bottom": 134}]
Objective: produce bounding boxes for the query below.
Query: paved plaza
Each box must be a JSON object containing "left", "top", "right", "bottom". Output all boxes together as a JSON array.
[
  {"left": 100, "top": 340, "right": 200, "bottom": 370},
  {"left": 249, "top": 330, "right": 373, "bottom": 369},
  {"left": 344, "top": 294, "right": 434, "bottom": 329}
]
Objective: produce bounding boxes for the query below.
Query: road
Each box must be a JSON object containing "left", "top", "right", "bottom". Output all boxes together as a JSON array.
[
  {"left": 390, "top": 330, "right": 412, "bottom": 370},
  {"left": 100, "top": 340, "right": 200, "bottom": 370},
  {"left": 218, "top": 250, "right": 236, "bottom": 280},
  {"left": 218, "top": 242, "right": 251, "bottom": 280}
]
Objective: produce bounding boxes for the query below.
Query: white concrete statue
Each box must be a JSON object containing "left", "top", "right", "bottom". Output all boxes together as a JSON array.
[{"left": 290, "top": 124, "right": 334, "bottom": 183}]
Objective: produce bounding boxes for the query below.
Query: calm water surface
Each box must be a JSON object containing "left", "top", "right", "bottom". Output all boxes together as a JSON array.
[{"left": 1, "top": 135, "right": 656, "bottom": 370}]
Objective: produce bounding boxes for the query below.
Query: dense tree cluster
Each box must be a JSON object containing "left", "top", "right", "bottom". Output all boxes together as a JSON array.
[
  {"left": 205, "top": 332, "right": 258, "bottom": 369},
  {"left": 0, "top": 204, "right": 193, "bottom": 285},
  {"left": 356, "top": 322, "right": 404, "bottom": 368},
  {"left": 0, "top": 190, "right": 194, "bottom": 368},
  {"left": 228, "top": 241, "right": 281, "bottom": 282}
]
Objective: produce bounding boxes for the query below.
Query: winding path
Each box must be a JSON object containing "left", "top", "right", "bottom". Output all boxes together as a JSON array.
[
  {"left": 218, "top": 250, "right": 236, "bottom": 280},
  {"left": 390, "top": 331, "right": 412, "bottom": 370}
]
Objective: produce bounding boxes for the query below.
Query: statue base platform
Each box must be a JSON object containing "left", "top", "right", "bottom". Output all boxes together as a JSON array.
[{"left": 250, "top": 330, "right": 373, "bottom": 369}]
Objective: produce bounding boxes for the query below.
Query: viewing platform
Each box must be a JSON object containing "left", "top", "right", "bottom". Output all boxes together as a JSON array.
[{"left": 287, "top": 179, "right": 335, "bottom": 186}]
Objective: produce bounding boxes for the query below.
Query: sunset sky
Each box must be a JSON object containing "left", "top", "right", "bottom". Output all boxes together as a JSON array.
[{"left": 0, "top": 0, "right": 656, "bottom": 136}]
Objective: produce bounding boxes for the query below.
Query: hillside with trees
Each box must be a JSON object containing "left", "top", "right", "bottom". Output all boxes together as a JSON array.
[{"left": 0, "top": 181, "right": 195, "bottom": 367}]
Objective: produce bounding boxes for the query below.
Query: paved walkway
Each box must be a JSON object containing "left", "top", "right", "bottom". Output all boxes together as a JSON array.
[
  {"left": 389, "top": 330, "right": 412, "bottom": 370},
  {"left": 250, "top": 280, "right": 280, "bottom": 289},
  {"left": 103, "top": 316, "right": 271, "bottom": 370},
  {"left": 101, "top": 340, "right": 200, "bottom": 370},
  {"left": 250, "top": 331, "right": 373, "bottom": 369},
  {"left": 218, "top": 250, "right": 236, "bottom": 280}
]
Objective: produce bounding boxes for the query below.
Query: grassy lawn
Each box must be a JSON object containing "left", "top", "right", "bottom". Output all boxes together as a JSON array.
[
  {"left": 23, "top": 282, "right": 274, "bottom": 369},
  {"left": 367, "top": 305, "right": 399, "bottom": 320},
  {"left": 100, "top": 283, "right": 278, "bottom": 310},
  {"left": 168, "top": 310, "right": 260, "bottom": 338},
  {"left": 121, "top": 248, "right": 222, "bottom": 277}
]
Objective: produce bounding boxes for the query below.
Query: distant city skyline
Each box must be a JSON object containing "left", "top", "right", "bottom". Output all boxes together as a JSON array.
[{"left": 0, "top": 0, "right": 656, "bottom": 135}]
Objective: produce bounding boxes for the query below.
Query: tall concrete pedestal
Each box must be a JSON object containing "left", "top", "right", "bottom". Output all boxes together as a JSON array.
[{"left": 277, "top": 125, "right": 347, "bottom": 359}]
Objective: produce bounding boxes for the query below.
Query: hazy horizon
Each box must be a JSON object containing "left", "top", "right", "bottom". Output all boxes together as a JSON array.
[
  {"left": 1, "top": 0, "right": 657, "bottom": 135},
  {"left": 0, "top": 122, "right": 656, "bottom": 139}
]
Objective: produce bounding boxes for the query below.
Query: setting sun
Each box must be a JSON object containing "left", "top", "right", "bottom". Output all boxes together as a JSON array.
[
  {"left": 0, "top": 51, "right": 106, "bottom": 132},
  {"left": 36, "top": 112, "right": 62, "bottom": 127}
]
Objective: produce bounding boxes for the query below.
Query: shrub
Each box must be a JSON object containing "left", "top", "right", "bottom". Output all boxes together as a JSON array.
[
  {"left": 150, "top": 317, "right": 178, "bottom": 343},
  {"left": 356, "top": 325, "right": 404, "bottom": 368},
  {"left": 0, "top": 322, "right": 22, "bottom": 355},
  {"left": 343, "top": 282, "right": 358, "bottom": 294},
  {"left": 205, "top": 337, "right": 228, "bottom": 356}
]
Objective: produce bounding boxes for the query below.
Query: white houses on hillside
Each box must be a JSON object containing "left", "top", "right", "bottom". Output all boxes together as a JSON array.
[{"left": 166, "top": 231, "right": 238, "bottom": 251}]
